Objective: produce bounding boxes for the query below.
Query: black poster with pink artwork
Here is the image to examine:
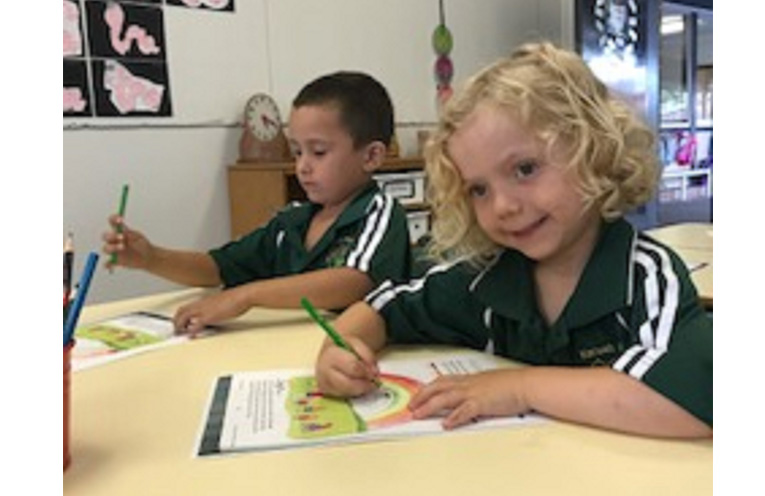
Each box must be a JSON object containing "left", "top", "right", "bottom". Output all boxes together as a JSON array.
[
  {"left": 86, "top": 1, "right": 171, "bottom": 117},
  {"left": 63, "top": 0, "right": 236, "bottom": 119}
]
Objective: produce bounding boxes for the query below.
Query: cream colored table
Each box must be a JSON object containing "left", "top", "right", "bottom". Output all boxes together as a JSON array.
[
  {"left": 647, "top": 222, "right": 713, "bottom": 251},
  {"left": 64, "top": 290, "right": 712, "bottom": 496},
  {"left": 647, "top": 223, "right": 713, "bottom": 308}
]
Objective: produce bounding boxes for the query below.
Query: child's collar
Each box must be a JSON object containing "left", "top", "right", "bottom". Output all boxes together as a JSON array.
[{"left": 468, "top": 219, "right": 634, "bottom": 327}]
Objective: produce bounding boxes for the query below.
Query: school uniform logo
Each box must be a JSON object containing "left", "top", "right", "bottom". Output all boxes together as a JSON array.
[{"left": 324, "top": 236, "right": 356, "bottom": 268}]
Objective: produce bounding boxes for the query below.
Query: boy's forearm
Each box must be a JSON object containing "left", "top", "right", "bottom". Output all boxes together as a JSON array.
[
  {"left": 145, "top": 247, "right": 221, "bottom": 287},
  {"left": 236, "top": 267, "right": 374, "bottom": 311},
  {"left": 520, "top": 366, "right": 711, "bottom": 438}
]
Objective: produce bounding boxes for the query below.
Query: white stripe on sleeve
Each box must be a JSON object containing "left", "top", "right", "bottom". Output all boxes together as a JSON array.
[
  {"left": 366, "top": 261, "right": 456, "bottom": 311},
  {"left": 638, "top": 239, "right": 679, "bottom": 351},
  {"left": 635, "top": 251, "right": 659, "bottom": 348},
  {"left": 613, "top": 238, "right": 681, "bottom": 380}
]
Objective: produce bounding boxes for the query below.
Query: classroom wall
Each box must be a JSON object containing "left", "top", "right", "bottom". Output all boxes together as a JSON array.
[{"left": 64, "top": 0, "right": 574, "bottom": 304}]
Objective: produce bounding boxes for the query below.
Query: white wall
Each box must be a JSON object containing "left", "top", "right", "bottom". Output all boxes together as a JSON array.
[{"left": 64, "top": 0, "right": 573, "bottom": 303}]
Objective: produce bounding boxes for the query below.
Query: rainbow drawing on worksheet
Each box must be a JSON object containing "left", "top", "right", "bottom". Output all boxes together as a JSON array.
[
  {"left": 285, "top": 373, "right": 421, "bottom": 440},
  {"left": 351, "top": 373, "right": 420, "bottom": 428}
]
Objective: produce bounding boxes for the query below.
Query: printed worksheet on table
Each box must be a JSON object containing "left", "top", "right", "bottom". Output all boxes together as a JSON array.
[{"left": 196, "top": 353, "right": 544, "bottom": 456}]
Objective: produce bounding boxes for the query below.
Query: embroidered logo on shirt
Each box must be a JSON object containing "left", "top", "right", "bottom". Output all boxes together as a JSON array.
[{"left": 324, "top": 236, "right": 356, "bottom": 268}]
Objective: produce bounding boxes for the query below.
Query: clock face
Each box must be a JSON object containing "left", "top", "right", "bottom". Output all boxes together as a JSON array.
[{"left": 245, "top": 93, "right": 282, "bottom": 141}]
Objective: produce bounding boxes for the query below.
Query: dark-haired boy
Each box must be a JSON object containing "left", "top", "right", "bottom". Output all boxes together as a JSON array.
[{"left": 103, "top": 72, "right": 411, "bottom": 333}]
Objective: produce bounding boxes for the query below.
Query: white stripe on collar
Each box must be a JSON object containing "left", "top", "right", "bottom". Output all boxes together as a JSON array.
[
  {"left": 468, "top": 253, "right": 503, "bottom": 293},
  {"left": 347, "top": 194, "right": 393, "bottom": 272}
]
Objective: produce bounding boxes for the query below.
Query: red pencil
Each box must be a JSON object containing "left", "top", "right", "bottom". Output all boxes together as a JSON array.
[{"left": 63, "top": 232, "right": 74, "bottom": 309}]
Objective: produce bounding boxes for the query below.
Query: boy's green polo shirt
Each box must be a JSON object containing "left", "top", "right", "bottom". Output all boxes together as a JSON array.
[
  {"left": 366, "top": 218, "right": 712, "bottom": 426},
  {"left": 209, "top": 181, "right": 411, "bottom": 291}
]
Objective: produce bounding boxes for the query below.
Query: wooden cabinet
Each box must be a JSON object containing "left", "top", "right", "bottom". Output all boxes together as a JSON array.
[{"left": 227, "top": 157, "right": 426, "bottom": 240}]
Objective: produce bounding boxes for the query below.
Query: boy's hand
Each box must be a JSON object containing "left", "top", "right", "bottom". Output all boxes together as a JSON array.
[
  {"left": 102, "top": 214, "right": 153, "bottom": 270},
  {"left": 173, "top": 287, "right": 251, "bottom": 334},
  {"left": 315, "top": 337, "right": 379, "bottom": 398},
  {"left": 408, "top": 369, "right": 531, "bottom": 429}
]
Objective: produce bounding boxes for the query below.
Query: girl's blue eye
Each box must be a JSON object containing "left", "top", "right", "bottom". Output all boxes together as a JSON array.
[
  {"left": 515, "top": 160, "right": 538, "bottom": 179},
  {"left": 467, "top": 184, "right": 488, "bottom": 198}
]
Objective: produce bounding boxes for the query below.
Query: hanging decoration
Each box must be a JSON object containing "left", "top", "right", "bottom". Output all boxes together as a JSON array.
[{"left": 432, "top": 0, "right": 454, "bottom": 106}]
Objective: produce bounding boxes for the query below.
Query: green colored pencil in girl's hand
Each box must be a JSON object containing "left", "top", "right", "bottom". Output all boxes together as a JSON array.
[{"left": 300, "top": 297, "right": 380, "bottom": 387}]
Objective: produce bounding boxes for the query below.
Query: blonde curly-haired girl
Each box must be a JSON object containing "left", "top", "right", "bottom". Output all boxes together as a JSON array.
[{"left": 315, "top": 43, "right": 711, "bottom": 439}]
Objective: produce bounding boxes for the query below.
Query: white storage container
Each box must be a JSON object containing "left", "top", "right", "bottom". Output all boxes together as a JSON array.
[
  {"left": 406, "top": 210, "right": 430, "bottom": 244},
  {"left": 374, "top": 171, "right": 426, "bottom": 205}
]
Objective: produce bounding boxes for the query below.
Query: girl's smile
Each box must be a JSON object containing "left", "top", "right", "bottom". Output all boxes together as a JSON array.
[{"left": 447, "top": 102, "right": 601, "bottom": 271}]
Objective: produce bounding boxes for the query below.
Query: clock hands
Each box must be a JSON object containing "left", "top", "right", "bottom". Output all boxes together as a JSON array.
[
  {"left": 241, "top": 93, "right": 290, "bottom": 161},
  {"left": 261, "top": 113, "right": 278, "bottom": 130}
]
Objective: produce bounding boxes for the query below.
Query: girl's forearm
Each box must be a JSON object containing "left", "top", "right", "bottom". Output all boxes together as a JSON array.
[
  {"left": 520, "top": 366, "right": 711, "bottom": 438},
  {"left": 330, "top": 301, "right": 388, "bottom": 353}
]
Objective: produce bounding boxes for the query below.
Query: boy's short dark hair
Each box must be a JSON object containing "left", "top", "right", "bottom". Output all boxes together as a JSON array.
[{"left": 293, "top": 71, "right": 394, "bottom": 148}]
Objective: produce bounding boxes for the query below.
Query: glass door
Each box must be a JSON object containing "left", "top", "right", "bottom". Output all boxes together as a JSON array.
[{"left": 658, "top": 3, "right": 713, "bottom": 224}]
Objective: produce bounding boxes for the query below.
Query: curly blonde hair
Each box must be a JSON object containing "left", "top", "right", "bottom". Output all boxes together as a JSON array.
[{"left": 425, "top": 41, "right": 659, "bottom": 265}]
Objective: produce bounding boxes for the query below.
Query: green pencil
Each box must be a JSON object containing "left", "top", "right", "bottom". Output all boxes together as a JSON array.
[
  {"left": 300, "top": 297, "right": 380, "bottom": 386},
  {"left": 111, "top": 184, "right": 130, "bottom": 265}
]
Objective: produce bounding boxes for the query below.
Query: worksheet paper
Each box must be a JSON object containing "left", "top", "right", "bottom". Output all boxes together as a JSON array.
[
  {"left": 73, "top": 311, "right": 210, "bottom": 370},
  {"left": 196, "top": 353, "right": 543, "bottom": 456}
]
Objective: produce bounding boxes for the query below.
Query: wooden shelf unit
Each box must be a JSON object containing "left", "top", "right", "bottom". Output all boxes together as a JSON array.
[{"left": 227, "top": 157, "right": 425, "bottom": 239}]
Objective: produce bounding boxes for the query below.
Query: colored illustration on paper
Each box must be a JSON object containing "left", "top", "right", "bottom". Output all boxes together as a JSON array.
[
  {"left": 102, "top": 1, "right": 162, "bottom": 57},
  {"left": 72, "top": 312, "right": 178, "bottom": 364},
  {"left": 64, "top": 59, "right": 92, "bottom": 116},
  {"left": 197, "top": 355, "right": 544, "bottom": 456},
  {"left": 85, "top": 2, "right": 165, "bottom": 61},
  {"left": 77, "top": 323, "right": 163, "bottom": 351},
  {"left": 103, "top": 60, "right": 166, "bottom": 114},
  {"left": 64, "top": 2, "right": 93, "bottom": 116},
  {"left": 286, "top": 373, "right": 421, "bottom": 440},
  {"left": 64, "top": 0, "right": 83, "bottom": 57}
]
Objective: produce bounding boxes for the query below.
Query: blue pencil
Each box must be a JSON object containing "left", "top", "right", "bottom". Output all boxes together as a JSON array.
[{"left": 63, "top": 252, "right": 99, "bottom": 346}]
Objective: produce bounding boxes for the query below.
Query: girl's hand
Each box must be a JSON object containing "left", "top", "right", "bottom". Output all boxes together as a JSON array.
[
  {"left": 315, "top": 337, "right": 379, "bottom": 398},
  {"left": 408, "top": 369, "right": 531, "bottom": 429}
]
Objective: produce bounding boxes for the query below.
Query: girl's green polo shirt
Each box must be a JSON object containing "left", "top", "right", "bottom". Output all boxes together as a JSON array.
[
  {"left": 366, "top": 218, "right": 712, "bottom": 426},
  {"left": 209, "top": 182, "right": 411, "bottom": 290}
]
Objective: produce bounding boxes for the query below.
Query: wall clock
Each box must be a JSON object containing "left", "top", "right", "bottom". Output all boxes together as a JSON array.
[{"left": 238, "top": 93, "right": 291, "bottom": 163}]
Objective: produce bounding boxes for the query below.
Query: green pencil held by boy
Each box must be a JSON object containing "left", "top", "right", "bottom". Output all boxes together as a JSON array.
[{"left": 111, "top": 184, "right": 130, "bottom": 266}]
